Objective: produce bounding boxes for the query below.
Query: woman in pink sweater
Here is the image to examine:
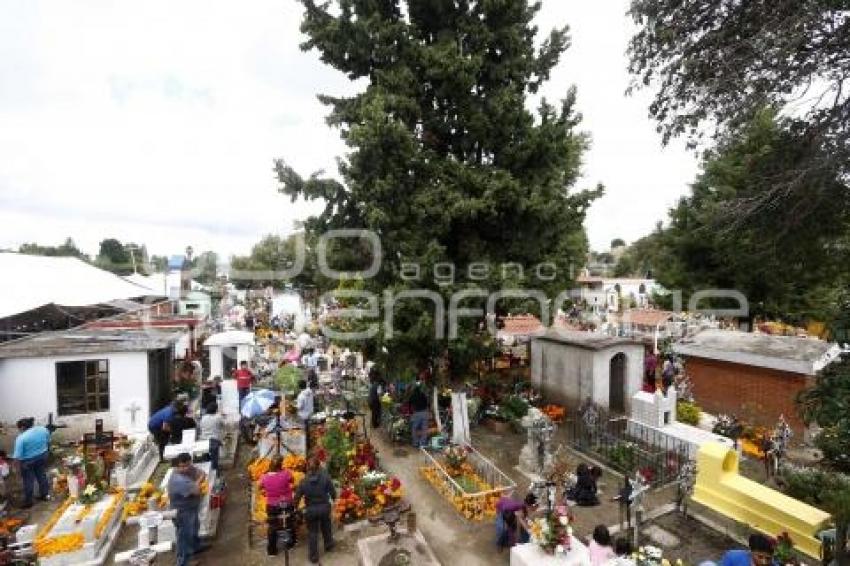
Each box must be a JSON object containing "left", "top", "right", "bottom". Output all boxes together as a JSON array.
[{"left": 260, "top": 456, "right": 294, "bottom": 556}]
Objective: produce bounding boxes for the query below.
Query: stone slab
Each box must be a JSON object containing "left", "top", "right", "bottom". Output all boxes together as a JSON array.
[{"left": 357, "top": 528, "right": 441, "bottom": 566}]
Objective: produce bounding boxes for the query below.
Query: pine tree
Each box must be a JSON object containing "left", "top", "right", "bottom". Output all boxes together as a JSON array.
[{"left": 278, "top": 0, "right": 600, "bottom": 377}]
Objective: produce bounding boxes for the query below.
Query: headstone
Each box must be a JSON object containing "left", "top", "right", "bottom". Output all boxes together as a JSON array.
[
  {"left": 451, "top": 392, "right": 471, "bottom": 446},
  {"left": 221, "top": 380, "right": 240, "bottom": 420},
  {"left": 181, "top": 428, "right": 197, "bottom": 446}
]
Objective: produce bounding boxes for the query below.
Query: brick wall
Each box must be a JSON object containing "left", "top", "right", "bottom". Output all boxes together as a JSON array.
[{"left": 685, "top": 356, "right": 810, "bottom": 434}]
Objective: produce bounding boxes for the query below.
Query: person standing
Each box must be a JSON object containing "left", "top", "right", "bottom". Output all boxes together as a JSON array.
[
  {"left": 408, "top": 378, "right": 431, "bottom": 448},
  {"left": 148, "top": 401, "right": 180, "bottom": 461},
  {"left": 167, "top": 453, "right": 206, "bottom": 566},
  {"left": 198, "top": 403, "right": 224, "bottom": 472},
  {"left": 233, "top": 360, "right": 255, "bottom": 403},
  {"left": 368, "top": 372, "right": 384, "bottom": 429},
  {"left": 12, "top": 418, "right": 51, "bottom": 508},
  {"left": 294, "top": 457, "right": 335, "bottom": 564},
  {"left": 260, "top": 456, "right": 295, "bottom": 555},
  {"left": 296, "top": 380, "right": 315, "bottom": 454}
]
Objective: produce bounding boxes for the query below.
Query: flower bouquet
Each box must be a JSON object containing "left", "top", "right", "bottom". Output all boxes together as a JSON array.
[
  {"left": 529, "top": 505, "right": 574, "bottom": 555},
  {"left": 78, "top": 482, "right": 105, "bottom": 505},
  {"left": 333, "top": 486, "right": 364, "bottom": 523},
  {"left": 444, "top": 445, "right": 469, "bottom": 477},
  {"left": 633, "top": 545, "right": 677, "bottom": 566}
]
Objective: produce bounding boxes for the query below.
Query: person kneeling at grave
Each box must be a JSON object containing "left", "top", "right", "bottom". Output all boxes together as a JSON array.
[{"left": 567, "top": 463, "right": 600, "bottom": 506}]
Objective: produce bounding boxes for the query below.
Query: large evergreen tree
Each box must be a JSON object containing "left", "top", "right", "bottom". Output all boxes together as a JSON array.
[
  {"left": 649, "top": 111, "right": 850, "bottom": 325},
  {"left": 278, "top": 0, "right": 600, "bottom": 377}
]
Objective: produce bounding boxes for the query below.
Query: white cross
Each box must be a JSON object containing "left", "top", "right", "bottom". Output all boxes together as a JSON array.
[{"left": 125, "top": 402, "right": 142, "bottom": 426}]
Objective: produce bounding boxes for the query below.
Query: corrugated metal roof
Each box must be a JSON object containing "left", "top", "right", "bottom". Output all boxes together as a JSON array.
[{"left": 0, "top": 327, "right": 183, "bottom": 359}]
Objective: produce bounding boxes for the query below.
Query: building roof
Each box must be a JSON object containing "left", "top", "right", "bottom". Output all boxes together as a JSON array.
[
  {"left": 533, "top": 328, "right": 642, "bottom": 350},
  {"left": 0, "top": 252, "right": 160, "bottom": 320},
  {"left": 0, "top": 327, "right": 183, "bottom": 359},
  {"left": 500, "top": 314, "right": 544, "bottom": 336},
  {"left": 204, "top": 330, "right": 255, "bottom": 347},
  {"left": 672, "top": 328, "right": 840, "bottom": 375},
  {"left": 621, "top": 309, "right": 674, "bottom": 327}
]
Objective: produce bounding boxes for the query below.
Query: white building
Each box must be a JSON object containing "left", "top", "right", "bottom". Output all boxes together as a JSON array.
[
  {"left": 0, "top": 328, "right": 183, "bottom": 437},
  {"left": 204, "top": 330, "right": 256, "bottom": 379},
  {"left": 571, "top": 272, "right": 659, "bottom": 314},
  {"left": 530, "top": 328, "right": 645, "bottom": 414}
]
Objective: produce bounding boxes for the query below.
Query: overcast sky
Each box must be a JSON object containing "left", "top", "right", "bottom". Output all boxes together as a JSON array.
[{"left": 0, "top": 0, "right": 698, "bottom": 261}]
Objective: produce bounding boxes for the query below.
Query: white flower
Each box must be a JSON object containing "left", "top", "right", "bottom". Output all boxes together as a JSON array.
[
  {"left": 555, "top": 545, "right": 564, "bottom": 554},
  {"left": 83, "top": 484, "right": 97, "bottom": 496},
  {"left": 566, "top": 526, "right": 573, "bottom": 537},
  {"left": 559, "top": 515, "right": 569, "bottom": 526}
]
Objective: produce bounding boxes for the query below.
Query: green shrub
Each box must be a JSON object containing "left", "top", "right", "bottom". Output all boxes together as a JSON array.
[
  {"left": 275, "top": 364, "right": 302, "bottom": 394},
  {"left": 779, "top": 464, "right": 850, "bottom": 509},
  {"left": 676, "top": 401, "right": 701, "bottom": 426},
  {"left": 499, "top": 395, "right": 529, "bottom": 422},
  {"left": 606, "top": 441, "right": 637, "bottom": 472},
  {"left": 815, "top": 422, "right": 850, "bottom": 472}
]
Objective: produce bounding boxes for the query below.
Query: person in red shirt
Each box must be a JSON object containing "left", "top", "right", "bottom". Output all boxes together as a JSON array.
[{"left": 233, "top": 361, "right": 254, "bottom": 402}]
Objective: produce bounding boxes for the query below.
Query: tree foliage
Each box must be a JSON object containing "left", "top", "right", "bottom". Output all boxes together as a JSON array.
[
  {"left": 229, "top": 234, "right": 317, "bottom": 290},
  {"left": 278, "top": 0, "right": 599, "bottom": 377},
  {"left": 644, "top": 111, "right": 850, "bottom": 323},
  {"left": 628, "top": 0, "right": 850, "bottom": 222},
  {"left": 19, "top": 238, "right": 88, "bottom": 261}
]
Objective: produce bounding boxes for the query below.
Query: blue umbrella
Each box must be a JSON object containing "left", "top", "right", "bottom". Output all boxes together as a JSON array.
[{"left": 240, "top": 388, "right": 277, "bottom": 418}]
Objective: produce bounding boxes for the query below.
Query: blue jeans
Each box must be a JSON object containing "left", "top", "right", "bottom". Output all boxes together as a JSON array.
[
  {"left": 208, "top": 438, "right": 221, "bottom": 471},
  {"left": 20, "top": 452, "right": 49, "bottom": 505},
  {"left": 174, "top": 508, "right": 200, "bottom": 566},
  {"left": 410, "top": 410, "right": 430, "bottom": 448}
]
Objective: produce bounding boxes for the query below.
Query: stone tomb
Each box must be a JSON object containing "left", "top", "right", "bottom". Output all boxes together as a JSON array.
[
  {"left": 357, "top": 528, "right": 441, "bottom": 566},
  {"left": 38, "top": 490, "right": 127, "bottom": 566}
]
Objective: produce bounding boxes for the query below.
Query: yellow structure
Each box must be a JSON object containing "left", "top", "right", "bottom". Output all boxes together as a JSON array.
[{"left": 692, "top": 442, "right": 830, "bottom": 558}]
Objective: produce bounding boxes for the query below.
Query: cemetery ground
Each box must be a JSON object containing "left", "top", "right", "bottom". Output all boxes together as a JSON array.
[
  {"left": 1, "top": 423, "right": 747, "bottom": 565},
  {"left": 111, "top": 423, "right": 732, "bottom": 565}
]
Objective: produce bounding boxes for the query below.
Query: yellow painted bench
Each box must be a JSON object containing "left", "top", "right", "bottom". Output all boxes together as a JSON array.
[{"left": 692, "top": 442, "right": 830, "bottom": 558}]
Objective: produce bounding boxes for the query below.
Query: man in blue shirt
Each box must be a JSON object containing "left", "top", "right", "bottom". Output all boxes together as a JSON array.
[
  {"left": 12, "top": 417, "right": 51, "bottom": 508},
  {"left": 721, "top": 534, "right": 776, "bottom": 566},
  {"left": 148, "top": 401, "right": 181, "bottom": 461}
]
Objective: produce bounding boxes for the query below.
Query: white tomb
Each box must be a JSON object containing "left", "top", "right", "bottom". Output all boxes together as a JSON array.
[
  {"left": 627, "top": 388, "right": 733, "bottom": 458},
  {"left": 37, "top": 490, "right": 127, "bottom": 566}
]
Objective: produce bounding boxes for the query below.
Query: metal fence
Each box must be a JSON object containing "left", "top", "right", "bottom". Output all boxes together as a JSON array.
[{"left": 563, "top": 415, "right": 690, "bottom": 487}]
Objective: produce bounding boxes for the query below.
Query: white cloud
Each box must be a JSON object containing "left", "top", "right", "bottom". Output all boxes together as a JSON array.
[{"left": 0, "top": 0, "right": 697, "bottom": 259}]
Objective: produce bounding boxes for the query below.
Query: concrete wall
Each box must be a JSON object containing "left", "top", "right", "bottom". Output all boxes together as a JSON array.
[
  {"left": 531, "top": 340, "right": 644, "bottom": 412},
  {"left": 686, "top": 356, "right": 810, "bottom": 434},
  {"left": 0, "top": 351, "right": 150, "bottom": 437},
  {"left": 208, "top": 344, "right": 254, "bottom": 379}
]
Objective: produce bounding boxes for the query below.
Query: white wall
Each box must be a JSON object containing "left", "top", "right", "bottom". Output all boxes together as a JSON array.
[
  {"left": 0, "top": 351, "right": 150, "bottom": 437},
  {"left": 531, "top": 340, "right": 644, "bottom": 413}
]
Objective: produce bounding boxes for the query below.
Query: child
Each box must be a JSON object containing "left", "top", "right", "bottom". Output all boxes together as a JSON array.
[
  {"left": 0, "top": 450, "right": 10, "bottom": 510},
  {"left": 588, "top": 524, "right": 615, "bottom": 565}
]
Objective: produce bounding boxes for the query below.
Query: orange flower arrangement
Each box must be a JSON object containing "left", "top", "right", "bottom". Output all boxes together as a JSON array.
[
  {"left": 420, "top": 466, "right": 500, "bottom": 521},
  {"left": 541, "top": 404, "right": 566, "bottom": 423},
  {"left": 95, "top": 489, "right": 125, "bottom": 538},
  {"left": 34, "top": 533, "right": 85, "bottom": 557}
]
